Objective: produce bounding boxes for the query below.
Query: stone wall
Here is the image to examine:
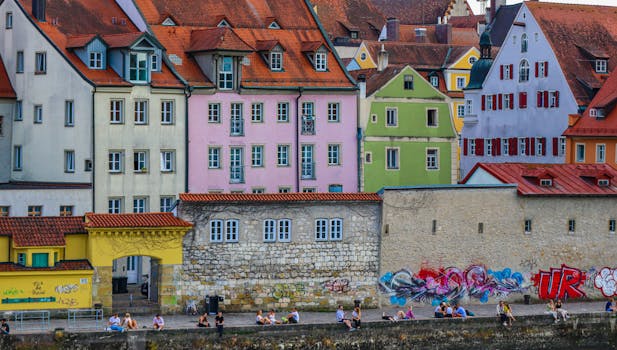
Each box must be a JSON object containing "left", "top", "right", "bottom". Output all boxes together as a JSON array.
[
  {"left": 179, "top": 201, "right": 381, "bottom": 311},
  {"left": 379, "top": 186, "right": 617, "bottom": 306}
]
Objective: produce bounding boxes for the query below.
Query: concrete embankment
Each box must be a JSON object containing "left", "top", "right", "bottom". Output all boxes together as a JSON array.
[{"left": 2, "top": 313, "right": 617, "bottom": 349}]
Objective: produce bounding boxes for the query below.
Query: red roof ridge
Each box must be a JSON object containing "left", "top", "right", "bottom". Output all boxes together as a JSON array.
[{"left": 84, "top": 212, "right": 192, "bottom": 228}]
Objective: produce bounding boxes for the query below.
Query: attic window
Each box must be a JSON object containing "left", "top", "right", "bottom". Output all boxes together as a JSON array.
[
  {"left": 350, "top": 31, "right": 359, "bottom": 39},
  {"left": 596, "top": 59, "right": 607, "bottom": 74},
  {"left": 162, "top": 17, "right": 176, "bottom": 26},
  {"left": 360, "top": 52, "right": 367, "bottom": 61},
  {"left": 540, "top": 179, "right": 553, "bottom": 187},
  {"left": 589, "top": 108, "right": 597, "bottom": 117},
  {"left": 268, "top": 21, "right": 280, "bottom": 29},
  {"left": 598, "top": 179, "right": 610, "bottom": 187},
  {"left": 270, "top": 51, "right": 283, "bottom": 71},
  {"left": 218, "top": 19, "right": 230, "bottom": 28},
  {"left": 315, "top": 51, "right": 327, "bottom": 71},
  {"left": 468, "top": 56, "right": 477, "bottom": 65},
  {"left": 430, "top": 76, "right": 439, "bottom": 87},
  {"left": 404, "top": 75, "right": 414, "bottom": 90},
  {"left": 89, "top": 52, "right": 103, "bottom": 69}
]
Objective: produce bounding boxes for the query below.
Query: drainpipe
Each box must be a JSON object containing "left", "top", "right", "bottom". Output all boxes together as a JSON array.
[
  {"left": 91, "top": 87, "right": 96, "bottom": 212},
  {"left": 184, "top": 86, "right": 192, "bottom": 194},
  {"left": 295, "top": 87, "right": 303, "bottom": 192}
]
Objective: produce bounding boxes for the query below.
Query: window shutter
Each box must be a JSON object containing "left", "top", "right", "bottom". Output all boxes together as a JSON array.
[
  {"left": 498, "top": 94, "right": 503, "bottom": 110},
  {"left": 463, "top": 138, "right": 468, "bottom": 156},
  {"left": 535, "top": 62, "right": 539, "bottom": 77},
  {"left": 544, "top": 91, "right": 549, "bottom": 108},
  {"left": 481, "top": 95, "right": 486, "bottom": 111},
  {"left": 509, "top": 93, "right": 514, "bottom": 109},
  {"left": 509, "top": 137, "right": 517, "bottom": 155},
  {"left": 492, "top": 95, "right": 497, "bottom": 110},
  {"left": 552, "top": 137, "right": 559, "bottom": 156},
  {"left": 555, "top": 91, "right": 560, "bottom": 107},
  {"left": 520, "top": 92, "right": 527, "bottom": 108},
  {"left": 476, "top": 138, "right": 484, "bottom": 156},
  {"left": 537, "top": 91, "right": 542, "bottom": 108},
  {"left": 541, "top": 137, "right": 547, "bottom": 156},
  {"left": 509, "top": 64, "right": 514, "bottom": 79},
  {"left": 525, "top": 137, "right": 530, "bottom": 155},
  {"left": 545, "top": 61, "right": 548, "bottom": 76},
  {"left": 495, "top": 138, "right": 501, "bottom": 155},
  {"left": 500, "top": 65, "right": 504, "bottom": 80},
  {"left": 530, "top": 138, "right": 536, "bottom": 155}
]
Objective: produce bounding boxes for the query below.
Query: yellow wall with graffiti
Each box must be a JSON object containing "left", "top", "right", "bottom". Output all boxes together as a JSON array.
[
  {"left": 65, "top": 233, "right": 88, "bottom": 260},
  {"left": 0, "top": 270, "right": 93, "bottom": 310}
]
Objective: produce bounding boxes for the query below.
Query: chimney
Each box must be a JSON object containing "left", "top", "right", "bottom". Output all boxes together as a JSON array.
[
  {"left": 386, "top": 18, "right": 400, "bottom": 41},
  {"left": 435, "top": 23, "right": 452, "bottom": 44},
  {"left": 357, "top": 74, "right": 366, "bottom": 99},
  {"left": 490, "top": 0, "right": 496, "bottom": 24},
  {"left": 415, "top": 28, "right": 427, "bottom": 43},
  {"left": 32, "top": 0, "right": 46, "bottom": 22},
  {"left": 377, "top": 44, "right": 389, "bottom": 72}
]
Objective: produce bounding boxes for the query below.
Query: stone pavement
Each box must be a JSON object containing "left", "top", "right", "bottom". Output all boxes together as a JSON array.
[{"left": 4, "top": 300, "right": 610, "bottom": 333}]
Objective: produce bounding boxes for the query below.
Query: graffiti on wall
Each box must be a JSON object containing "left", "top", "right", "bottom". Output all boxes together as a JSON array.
[
  {"left": 379, "top": 264, "right": 528, "bottom": 305},
  {"left": 2, "top": 288, "right": 24, "bottom": 296},
  {"left": 594, "top": 267, "right": 617, "bottom": 297},
  {"left": 55, "top": 284, "right": 78, "bottom": 294},
  {"left": 532, "top": 264, "right": 587, "bottom": 300},
  {"left": 323, "top": 279, "right": 350, "bottom": 293},
  {"left": 271, "top": 283, "right": 307, "bottom": 301}
]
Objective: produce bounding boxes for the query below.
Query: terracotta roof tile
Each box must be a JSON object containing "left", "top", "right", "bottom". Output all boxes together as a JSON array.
[
  {"left": 100, "top": 32, "right": 146, "bottom": 48},
  {"left": 255, "top": 40, "right": 282, "bottom": 52},
  {"left": 187, "top": 28, "right": 254, "bottom": 53},
  {"left": 0, "top": 260, "right": 93, "bottom": 272},
  {"left": 365, "top": 41, "right": 471, "bottom": 69},
  {"left": 310, "top": 0, "right": 385, "bottom": 42},
  {"left": 84, "top": 212, "right": 192, "bottom": 228},
  {"left": 449, "top": 15, "right": 484, "bottom": 28},
  {"left": 0, "top": 217, "right": 86, "bottom": 247},
  {"left": 179, "top": 192, "right": 382, "bottom": 203},
  {"left": 0, "top": 55, "right": 16, "bottom": 99},
  {"left": 462, "top": 163, "right": 617, "bottom": 196},
  {"left": 65, "top": 34, "right": 99, "bottom": 49},
  {"left": 370, "top": 0, "right": 464, "bottom": 25}
]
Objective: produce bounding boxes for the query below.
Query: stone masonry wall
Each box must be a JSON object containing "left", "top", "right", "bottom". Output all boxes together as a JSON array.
[{"left": 179, "top": 201, "right": 381, "bottom": 311}]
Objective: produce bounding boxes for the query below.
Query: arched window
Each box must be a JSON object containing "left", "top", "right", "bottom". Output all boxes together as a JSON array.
[
  {"left": 521, "top": 33, "right": 528, "bottom": 53},
  {"left": 519, "top": 59, "right": 529, "bottom": 82}
]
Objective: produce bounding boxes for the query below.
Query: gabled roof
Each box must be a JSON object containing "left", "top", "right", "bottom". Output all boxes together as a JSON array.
[
  {"left": 449, "top": 15, "right": 484, "bottom": 28},
  {"left": 179, "top": 193, "right": 382, "bottom": 203},
  {"left": 0, "top": 55, "right": 16, "bottom": 99},
  {"left": 0, "top": 216, "right": 86, "bottom": 247},
  {"left": 310, "top": 0, "right": 385, "bottom": 42},
  {"left": 84, "top": 212, "right": 192, "bottom": 228},
  {"left": 370, "top": 0, "right": 466, "bottom": 25},
  {"left": 255, "top": 40, "right": 283, "bottom": 52},
  {"left": 398, "top": 24, "right": 479, "bottom": 47},
  {"left": 351, "top": 65, "right": 452, "bottom": 98},
  {"left": 488, "top": 3, "right": 522, "bottom": 47},
  {"left": 364, "top": 41, "right": 472, "bottom": 69},
  {"left": 187, "top": 27, "right": 253, "bottom": 53},
  {"left": 526, "top": 2, "right": 617, "bottom": 106},
  {"left": 564, "top": 68, "right": 617, "bottom": 137},
  {"left": 462, "top": 163, "right": 617, "bottom": 196},
  {"left": 0, "top": 260, "right": 93, "bottom": 272},
  {"left": 300, "top": 41, "right": 329, "bottom": 53}
]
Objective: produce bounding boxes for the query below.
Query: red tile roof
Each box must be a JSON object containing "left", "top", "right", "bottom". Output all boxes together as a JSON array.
[
  {"left": 180, "top": 192, "right": 382, "bottom": 203},
  {"left": 0, "top": 217, "right": 86, "bottom": 247},
  {"left": 449, "top": 15, "right": 484, "bottom": 28},
  {"left": 0, "top": 260, "right": 93, "bottom": 272},
  {"left": 564, "top": 68, "right": 617, "bottom": 137},
  {"left": 365, "top": 41, "right": 472, "bottom": 69},
  {"left": 370, "top": 0, "right": 468, "bottom": 25},
  {"left": 398, "top": 24, "right": 479, "bottom": 47},
  {"left": 84, "top": 212, "right": 192, "bottom": 228},
  {"left": 526, "top": 2, "right": 617, "bottom": 106},
  {"left": 187, "top": 28, "right": 254, "bottom": 53},
  {"left": 310, "top": 0, "right": 385, "bottom": 42},
  {"left": 462, "top": 163, "right": 617, "bottom": 196},
  {"left": 0, "top": 55, "right": 16, "bottom": 99}
]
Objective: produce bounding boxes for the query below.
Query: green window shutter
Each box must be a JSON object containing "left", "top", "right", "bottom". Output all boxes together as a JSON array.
[{"left": 32, "top": 253, "right": 49, "bottom": 267}]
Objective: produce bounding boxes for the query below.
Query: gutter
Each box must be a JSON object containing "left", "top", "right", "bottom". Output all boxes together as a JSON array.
[
  {"left": 295, "top": 87, "right": 303, "bottom": 192},
  {"left": 240, "top": 85, "right": 357, "bottom": 92}
]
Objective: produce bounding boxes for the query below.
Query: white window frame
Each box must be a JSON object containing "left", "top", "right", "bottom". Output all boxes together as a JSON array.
[
  {"left": 330, "top": 218, "right": 343, "bottom": 241},
  {"left": 218, "top": 56, "right": 234, "bottom": 89},
  {"left": 277, "top": 102, "right": 289, "bottom": 122},
  {"left": 469, "top": 139, "right": 476, "bottom": 155},
  {"left": 160, "top": 196, "right": 175, "bottom": 212},
  {"left": 328, "top": 102, "right": 340, "bottom": 122},
  {"left": 208, "top": 147, "right": 221, "bottom": 169},
  {"left": 150, "top": 54, "right": 159, "bottom": 71},
  {"left": 129, "top": 52, "right": 148, "bottom": 82},
  {"left": 263, "top": 219, "right": 276, "bottom": 242},
  {"left": 559, "top": 137, "right": 566, "bottom": 157},
  {"left": 596, "top": 59, "right": 607, "bottom": 74},
  {"left": 210, "top": 220, "right": 223, "bottom": 242},
  {"left": 110, "top": 100, "right": 124, "bottom": 124},
  {"left": 108, "top": 151, "right": 123, "bottom": 173},
  {"left": 519, "top": 59, "right": 529, "bottom": 82},
  {"left": 430, "top": 76, "right": 438, "bottom": 87},
  {"left": 133, "top": 150, "right": 148, "bottom": 172},
  {"left": 108, "top": 198, "right": 122, "bottom": 213},
  {"left": 456, "top": 76, "right": 466, "bottom": 89},
  {"left": 251, "top": 145, "right": 264, "bottom": 167},
  {"left": 502, "top": 138, "right": 509, "bottom": 156},
  {"left": 5, "top": 12, "right": 12, "bottom": 29},
  {"left": 208, "top": 103, "right": 221, "bottom": 123},
  {"left": 270, "top": 51, "right": 282, "bottom": 71},
  {"left": 539, "top": 61, "right": 547, "bottom": 78},
  {"left": 519, "top": 138, "right": 526, "bottom": 156},
  {"left": 160, "top": 150, "right": 175, "bottom": 172},
  {"left": 315, "top": 219, "right": 328, "bottom": 241},
  {"left": 386, "top": 147, "right": 399, "bottom": 170},
  {"left": 457, "top": 104, "right": 465, "bottom": 117},
  {"left": 503, "top": 64, "right": 511, "bottom": 80},
  {"left": 315, "top": 52, "right": 327, "bottom": 71},
  {"left": 278, "top": 219, "right": 291, "bottom": 242},
  {"left": 161, "top": 100, "right": 174, "bottom": 124},
  {"left": 328, "top": 144, "right": 340, "bottom": 165},
  {"left": 521, "top": 33, "right": 528, "bottom": 53},
  {"left": 278, "top": 187, "right": 291, "bottom": 193},
  {"left": 13, "top": 145, "right": 22, "bottom": 170},
  {"left": 251, "top": 102, "right": 263, "bottom": 123},
  {"left": 134, "top": 100, "right": 148, "bottom": 124},
  {"left": 65, "top": 100, "right": 74, "bottom": 126},
  {"left": 568, "top": 219, "right": 576, "bottom": 234},
  {"left": 503, "top": 94, "right": 511, "bottom": 110},
  {"left": 486, "top": 95, "right": 494, "bottom": 110},
  {"left": 35, "top": 52, "right": 46, "bottom": 74},
  {"left": 426, "top": 148, "right": 439, "bottom": 170},
  {"left": 230, "top": 102, "right": 243, "bottom": 136},
  {"left": 133, "top": 197, "right": 148, "bottom": 213},
  {"left": 34, "top": 105, "right": 43, "bottom": 123},
  {"left": 64, "top": 150, "right": 75, "bottom": 173},
  {"left": 89, "top": 52, "right": 103, "bottom": 69},
  {"left": 536, "top": 137, "right": 543, "bottom": 155},
  {"left": 465, "top": 99, "right": 473, "bottom": 115},
  {"left": 485, "top": 138, "right": 492, "bottom": 155},
  {"left": 596, "top": 144, "right": 606, "bottom": 163},
  {"left": 386, "top": 108, "right": 397, "bottom": 127},
  {"left": 404, "top": 75, "right": 414, "bottom": 90},
  {"left": 277, "top": 145, "right": 289, "bottom": 166}
]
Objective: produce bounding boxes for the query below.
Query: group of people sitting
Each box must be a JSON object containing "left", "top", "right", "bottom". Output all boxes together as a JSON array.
[
  {"left": 435, "top": 302, "right": 473, "bottom": 319},
  {"left": 106, "top": 313, "right": 139, "bottom": 332},
  {"left": 545, "top": 299, "right": 570, "bottom": 323},
  {"left": 496, "top": 301, "right": 516, "bottom": 326},
  {"left": 255, "top": 308, "right": 300, "bottom": 325},
  {"left": 381, "top": 305, "right": 416, "bottom": 321},
  {"left": 336, "top": 305, "right": 362, "bottom": 331}
]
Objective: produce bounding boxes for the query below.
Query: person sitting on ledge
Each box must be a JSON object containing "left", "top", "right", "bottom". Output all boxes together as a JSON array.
[
  {"left": 197, "top": 312, "right": 210, "bottom": 327},
  {"left": 606, "top": 298, "right": 617, "bottom": 314},
  {"left": 153, "top": 314, "right": 164, "bottom": 331},
  {"left": 121, "top": 313, "right": 137, "bottom": 330},
  {"left": 256, "top": 310, "right": 271, "bottom": 325},
  {"left": 107, "top": 313, "right": 124, "bottom": 332},
  {"left": 434, "top": 302, "right": 446, "bottom": 318},
  {"left": 453, "top": 303, "right": 467, "bottom": 319},
  {"left": 286, "top": 308, "right": 300, "bottom": 324},
  {"left": 382, "top": 312, "right": 396, "bottom": 321},
  {"left": 336, "top": 305, "right": 355, "bottom": 331},
  {"left": 268, "top": 309, "right": 281, "bottom": 325}
]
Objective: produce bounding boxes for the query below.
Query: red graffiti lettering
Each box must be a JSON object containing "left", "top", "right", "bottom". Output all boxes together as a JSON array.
[{"left": 532, "top": 264, "right": 586, "bottom": 300}]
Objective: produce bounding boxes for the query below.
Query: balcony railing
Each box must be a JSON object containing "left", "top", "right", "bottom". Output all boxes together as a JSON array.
[
  {"left": 230, "top": 117, "right": 244, "bottom": 136},
  {"left": 301, "top": 115, "right": 315, "bottom": 135},
  {"left": 230, "top": 165, "right": 244, "bottom": 183},
  {"left": 301, "top": 162, "right": 315, "bottom": 180}
]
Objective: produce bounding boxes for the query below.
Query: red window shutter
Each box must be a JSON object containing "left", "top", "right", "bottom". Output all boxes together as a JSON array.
[
  {"left": 476, "top": 138, "right": 484, "bottom": 156},
  {"left": 555, "top": 91, "right": 560, "bottom": 107},
  {"left": 537, "top": 91, "right": 542, "bottom": 108},
  {"left": 509, "top": 93, "right": 514, "bottom": 109},
  {"left": 525, "top": 138, "right": 530, "bottom": 155},
  {"left": 535, "top": 62, "right": 539, "bottom": 77},
  {"left": 544, "top": 91, "right": 549, "bottom": 108},
  {"left": 530, "top": 138, "right": 536, "bottom": 155},
  {"left": 552, "top": 137, "right": 559, "bottom": 156},
  {"left": 493, "top": 95, "right": 497, "bottom": 110},
  {"left": 510, "top": 137, "right": 518, "bottom": 155},
  {"left": 481, "top": 95, "right": 486, "bottom": 111},
  {"left": 495, "top": 138, "right": 501, "bottom": 155},
  {"left": 500, "top": 65, "right": 504, "bottom": 79},
  {"left": 540, "top": 137, "right": 547, "bottom": 156},
  {"left": 509, "top": 64, "right": 514, "bottom": 79},
  {"left": 463, "top": 138, "right": 468, "bottom": 156},
  {"left": 520, "top": 92, "right": 527, "bottom": 108},
  {"left": 498, "top": 94, "right": 503, "bottom": 110},
  {"left": 545, "top": 61, "right": 548, "bottom": 76}
]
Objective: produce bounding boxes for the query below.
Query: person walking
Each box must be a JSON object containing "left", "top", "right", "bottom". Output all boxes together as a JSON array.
[{"left": 215, "top": 311, "right": 224, "bottom": 337}]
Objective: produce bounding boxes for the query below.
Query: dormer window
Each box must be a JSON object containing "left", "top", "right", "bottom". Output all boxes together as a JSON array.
[
  {"left": 315, "top": 51, "right": 327, "bottom": 71},
  {"left": 540, "top": 179, "right": 552, "bottom": 187},
  {"left": 270, "top": 51, "right": 282, "bottom": 71},
  {"left": 589, "top": 108, "right": 597, "bottom": 117},
  {"left": 268, "top": 21, "right": 280, "bottom": 29},
  {"left": 218, "top": 19, "right": 230, "bottom": 28},
  {"left": 350, "top": 31, "right": 359, "bottom": 39},
  {"left": 129, "top": 52, "right": 148, "bottom": 82},
  {"left": 89, "top": 52, "right": 103, "bottom": 69},
  {"left": 430, "top": 75, "right": 439, "bottom": 87},
  {"left": 162, "top": 17, "right": 176, "bottom": 26},
  {"left": 598, "top": 179, "right": 610, "bottom": 187},
  {"left": 218, "top": 56, "right": 234, "bottom": 90},
  {"left": 596, "top": 59, "right": 607, "bottom": 73}
]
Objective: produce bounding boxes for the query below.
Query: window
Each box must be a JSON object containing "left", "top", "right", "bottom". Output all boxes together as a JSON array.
[
  {"left": 469, "top": 56, "right": 477, "bottom": 65},
  {"left": 386, "top": 148, "right": 399, "bottom": 170},
  {"left": 208, "top": 103, "right": 221, "bottom": 123},
  {"left": 427, "top": 109, "right": 437, "bottom": 127},
  {"left": 518, "top": 138, "right": 526, "bottom": 155},
  {"left": 315, "top": 219, "right": 328, "bottom": 241},
  {"left": 134, "top": 100, "right": 148, "bottom": 124},
  {"left": 108, "top": 198, "right": 122, "bottom": 214},
  {"left": 0, "top": 206, "right": 9, "bottom": 217},
  {"left": 15, "top": 100, "right": 22, "bottom": 121},
  {"left": 64, "top": 150, "right": 75, "bottom": 173},
  {"left": 302, "top": 102, "right": 314, "bottom": 118},
  {"left": 568, "top": 219, "right": 575, "bottom": 234},
  {"left": 32, "top": 253, "right": 49, "bottom": 267},
  {"left": 315, "top": 52, "right": 327, "bottom": 71},
  {"left": 328, "top": 144, "right": 340, "bottom": 165},
  {"left": 302, "top": 187, "right": 316, "bottom": 193},
  {"left": 133, "top": 150, "right": 148, "bottom": 172},
  {"left": 301, "top": 144, "right": 314, "bottom": 179},
  {"left": 89, "top": 52, "right": 103, "bottom": 69},
  {"left": 129, "top": 52, "right": 148, "bottom": 82},
  {"left": 521, "top": 33, "right": 528, "bottom": 53},
  {"left": 278, "top": 219, "right": 291, "bottom": 242},
  {"left": 538, "top": 61, "right": 547, "bottom": 78},
  {"left": 161, "top": 100, "right": 174, "bottom": 124},
  {"left": 218, "top": 56, "right": 234, "bottom": 89},
  {"left": 456, "top": 77, "right": 466, "bottom": 89},
  {"left": 5, "top": 12, "right": 12, "bottom": 29},
  {"left": 13, "top": 145, "right": 22, "bottom": 170},
  {"left": 0, "top": 116, "right": 3, "bottom": 136},
  {"left": 596, "top": 59, "right": 608, "bottom": 74},
  {"left": 108, "top": 151, "right": 123, "bottom": 173},
  {"left": 559, "top": 137, "right": 566, "bottom": 156},
  {"left": 150, "top": 54, "right": 159, "bottom": 71},
  {"left": 404, "top": 75, "right": 414, "bottom": 90},
  {"left": 386, "top": 108, "right": 397, "bottom": 127},
  {"left": 17, "top": 253, "right": 26, "bottom": 266},
  {"left": 599, "top": 179, "right": 610, "bottom": 187},
  {"left": 270, "top": 51, "right": 282, "bottom": 71},
  {"left": 426, "top": 149, "right": 438, "bottom": 169},
  {"left": 365, "top": 152, "right": 372, "bottom": 164},
  {"left": 465, "top": 99, "right": 473, "bottom": 115},
  {"left": 59, "top": 205, "right": 73, "bottom": 216},
  {"left": 16, "top": 51, "right": 23, "bottom": 73},
  {"left": 486, "top": 95, "right": 494, "bottom": 110},
  {"left": 28, "top": 205, "right": 42, "bottom": 217},
  {"left": 133, "top": 197, "right": 148, "bottom": 213},
  {"left": 251, "top": 145, "right": 263, "bottom": 167},
  {"left": 549, "top": 91, "right": 559, "bottom": 108},
  {"left": 457, "top": 105, "right": 465, "bottom": 118},
  {"left": 251, "top": 103, "right": 263, "bottom": 123},
  {"left": 610, "top": 219, "right": 616, "bottom": 234},
  {"left": 277, "top": 102, "right": 289, "bottom": 122},
  {"left": 504, "top": 94, "right": 511, "bottom": 110},
  {"left": 263, "top": 219, "right": 276, "bottom": 242},
  {"left": 35, "top": 52, "right": 46, "bottom": 74},
  {"left": 330, "top": 219, "right": 343, "bottom": 240},
  {"left": 208, "top": 147, "right": 221, "bottom": 169},
  {"left": 371, "top": 114, "right": 377, "bottom": 123},
  {"left": 64, "top": 100, "right": 75, "bottom": 126},
  {"left": 519, "top": 60, "right": 529, "bottom": 82},
  {"left": 485, "top": 138, "right": 492, "bottom": 155},
  {"left": 430, "top": 76, "right": 439, "bottom": 87},
  {"left": 329, "top": 184, "right": 343, "bottom": 192},
  {"left": 160, "top": 196, "right": 175, "bottom": 212},
  {"left": 536, "top": 138, "right": 543, "bottom": 155},
  {"left": 110, "top": 100, "right": 124, "bottom": 123},
  {"left": 524, "top": 219, "right": 532, "bottom": 234},
  {"left": 230, "top": 147, "right": 244, "bottom": 183},
  {"left": 278, "top": 187, "right": 291, "bottom": 193},
  {"left": 502, "top": 138, "right": 509, "bottom": 156},
  {"left": 575, "top": 144, "right": 585, "bottom": 162},
  {"left": 160, "top": 151, "right": 175, "bottom": 172},
  {"left": 301, "top": 102, "right": 315, "bottom": 135},
  {"left": 34, "top": 105, "right": 43, "bottom": 123},
  {"left": 328, "top": 103, "right": 340, "bottom": 122},
  {"left": 210, "top": 220, "right": 223, "bottom": 242},
  {"left": 277, "top": 145, "right": 290, "bottom": 166},
  {"left": 597, "top": 144, "right": 606, "bottom": 163},
  {"left": 540, "top": 179, "right": 552, "bottom": 187},
  {"left": 225, "top": 220, "right": 239, "bottom": 242},
  {"left": 230, "top": 103, "right": 243, "bottom": 136},
  {"left": 252, "top": 188, "right": 265, "bottom": 194},
  {"left": 469, "top": 139, "right": 476, "bottom": 155},
  {"left": 503, "top": 64, "right": 511, "bottom": 80}
]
